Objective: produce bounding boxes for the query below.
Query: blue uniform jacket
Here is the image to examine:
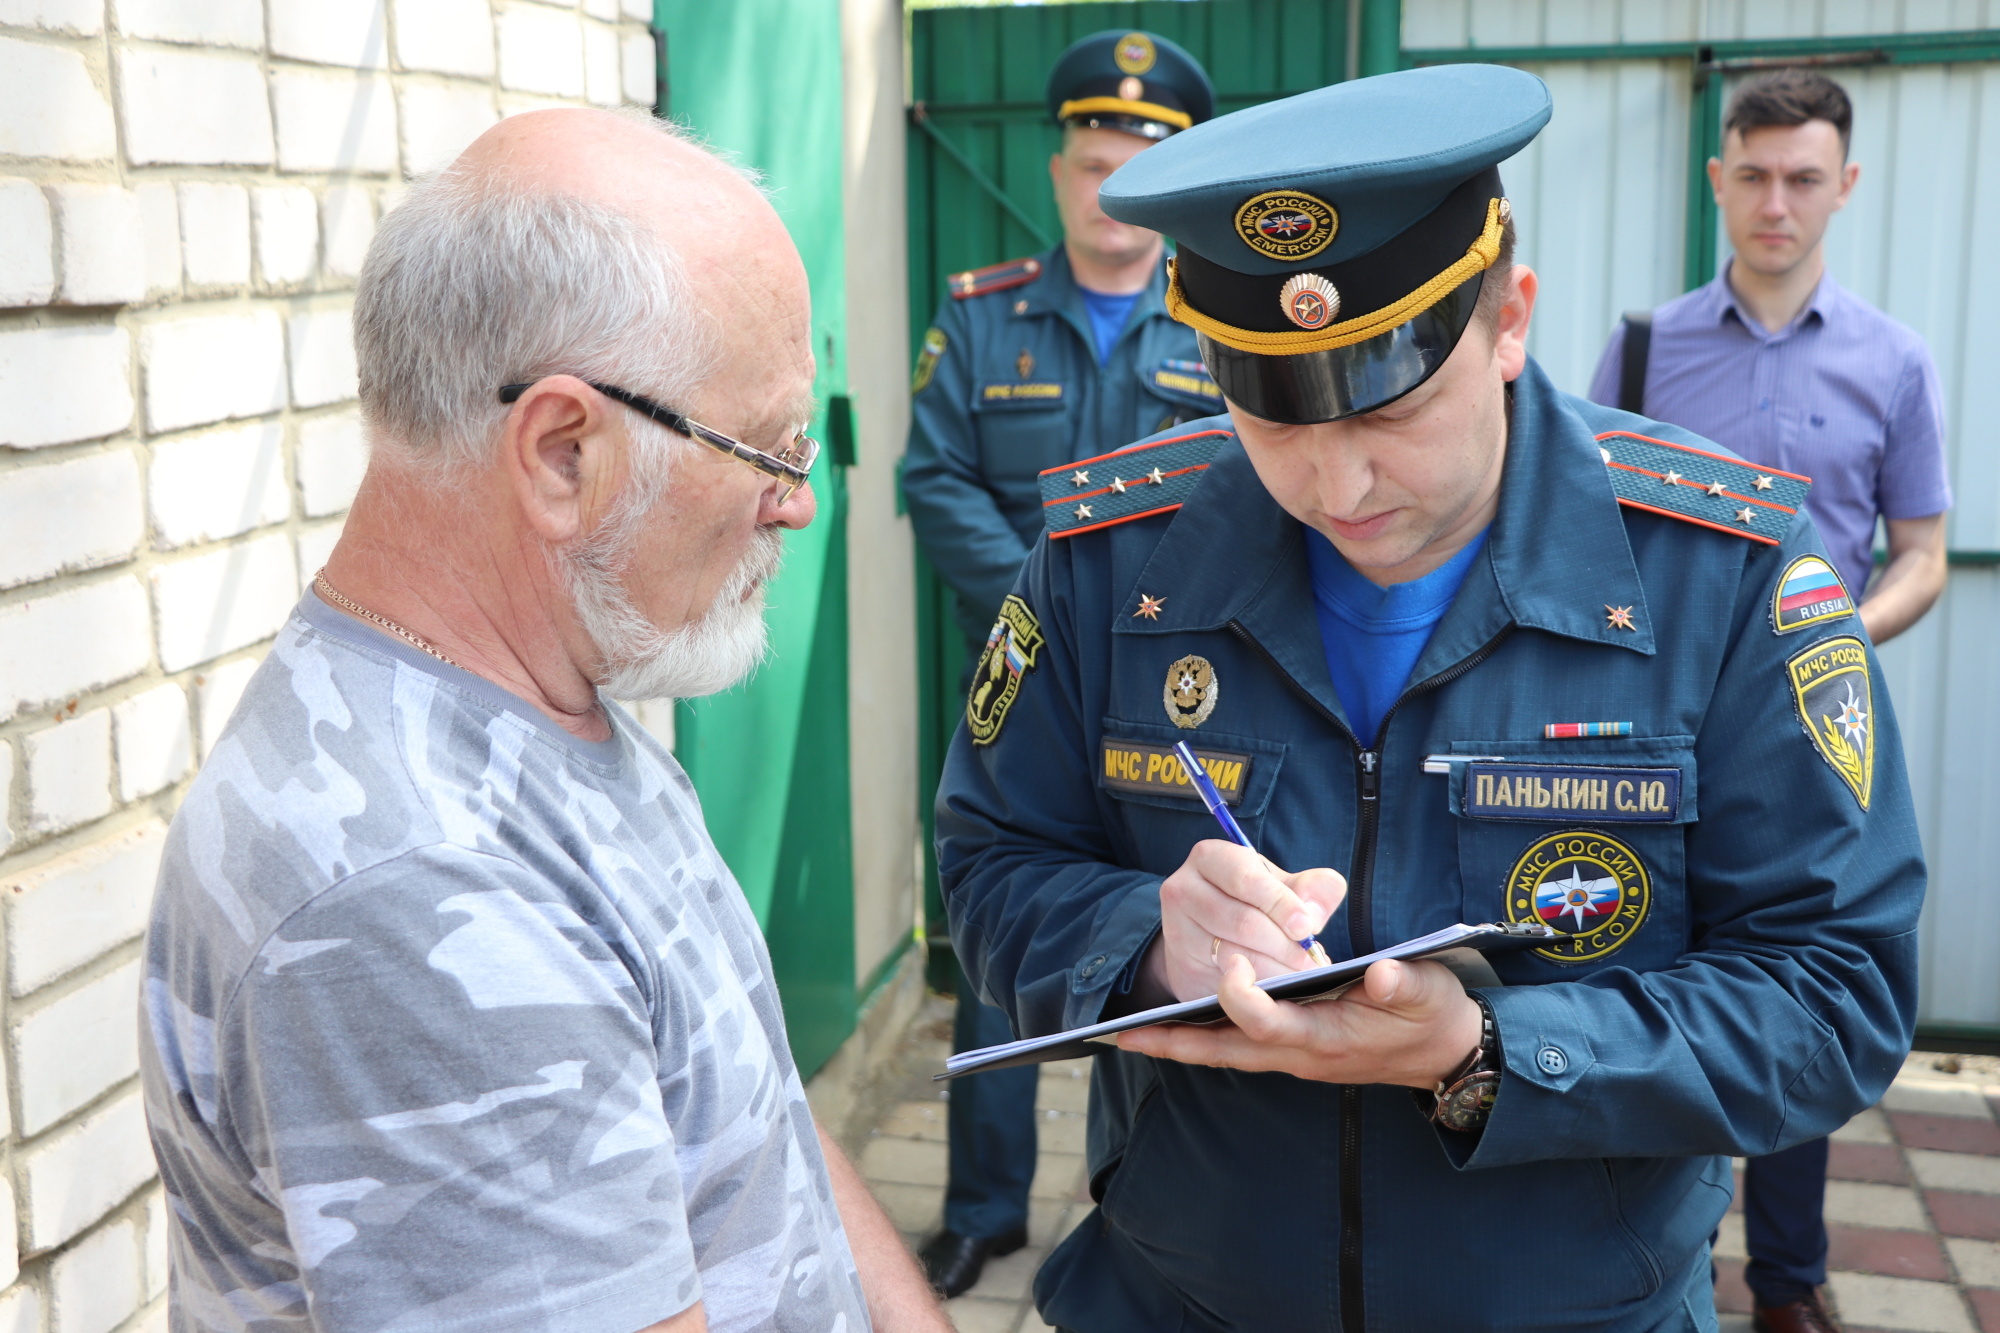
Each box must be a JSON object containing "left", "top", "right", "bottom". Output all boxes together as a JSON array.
[
  {"left": 936, "top": 360, "right": 1924, "bottom": 1332},
  {"left": 901, "top": 246, "right": 1219, "bottom": 647}
]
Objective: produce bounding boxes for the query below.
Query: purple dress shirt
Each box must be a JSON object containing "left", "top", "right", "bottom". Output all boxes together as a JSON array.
[{"left": 1588, "top": 264, "right": 1952, "bottom": 596}]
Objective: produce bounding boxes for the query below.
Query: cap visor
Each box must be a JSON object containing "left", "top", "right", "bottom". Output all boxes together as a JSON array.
[{"left": 1198, "top": 272, "right": 1484, "bottom": 424}]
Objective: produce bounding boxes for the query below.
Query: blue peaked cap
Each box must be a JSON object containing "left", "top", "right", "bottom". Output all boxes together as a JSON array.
[
  {"left": 1096, "top": 65, "right": 1552, "bottom": 425},
  {"left": 1101, "top": 64, "right": 1550, "bottom": 274}
]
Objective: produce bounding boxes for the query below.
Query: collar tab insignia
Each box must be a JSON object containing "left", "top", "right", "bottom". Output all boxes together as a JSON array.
[
  {"left": 1133, "top": 593, "right": 1165, "bottom": 620},
  {"left": 966, "top": 595, "right": 1044, "bottom": 746},
  {"left": 1039, "top": 429, "right": 1231, "bottom": 538},
  {"left": 1786, "top": 635, "right": 1874, "bottom": 809},
  {"left": 1164, "top": 654, "right": 1218, "bottom": 729},
  {"left": 1597, "top": 431, "right": 1810, "bottom": 546},
  {"left": 1770, "top": 555, "right": 1854, "bottom": 635},
  {"left": 1605, "top": 605, "right": 1635, "bottom": 632},
  {"left": 1503, "top": 830, "right": 1652, "bottom": 962}
]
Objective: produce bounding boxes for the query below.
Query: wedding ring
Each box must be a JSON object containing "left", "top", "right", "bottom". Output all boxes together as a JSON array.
[{"left": 1210, "top": 935, "right": 1221, "bottom": 964}]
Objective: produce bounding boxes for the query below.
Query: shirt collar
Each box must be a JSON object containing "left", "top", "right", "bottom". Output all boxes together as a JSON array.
[
  {"left": 1012, "top": 244, "right": 1172, "bottom": 336},
  {"left": 1711, "top": 259, "right": 1838, "bottom": 336}
]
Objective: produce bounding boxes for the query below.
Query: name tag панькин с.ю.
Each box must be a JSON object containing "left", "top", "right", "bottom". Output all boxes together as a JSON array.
[{"left": 1465, "top": 762, "right": 1680, "bottom": 822}]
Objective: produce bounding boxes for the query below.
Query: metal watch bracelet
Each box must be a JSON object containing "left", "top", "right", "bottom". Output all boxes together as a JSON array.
[{"left": 1429, "top": 993, "right": 1499, "bottom": 1132}]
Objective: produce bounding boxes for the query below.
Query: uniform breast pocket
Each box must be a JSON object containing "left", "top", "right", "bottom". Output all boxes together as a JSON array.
[
  {"left": 1095, "top": 718, "right": 1286, "bottom": 876},
  {"left": 1136, "top": 358, "right": 1223, "bottom": 431},
  {"left": 1447, "top": 737, "right": 1695, "bottom": 980},
  {"left": 973, "top": 380, "right": 1072, "bottom": 486}
]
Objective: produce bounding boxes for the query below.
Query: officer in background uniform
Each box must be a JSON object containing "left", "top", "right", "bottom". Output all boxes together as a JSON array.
[
  {"left": 900, "top": 29, "right": 1216, "bottom": 1300},
  {"left": 937, "top": 65, "right": 1923, "bottom": 1331}
]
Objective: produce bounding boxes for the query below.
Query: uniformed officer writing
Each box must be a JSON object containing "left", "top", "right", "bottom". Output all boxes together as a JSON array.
[
  {"left": 900, "top": 30, "right": 1221, "bottom": 1302},
  {"left": 937, "top": 65, "right": 1924, "bottom": 1332}
]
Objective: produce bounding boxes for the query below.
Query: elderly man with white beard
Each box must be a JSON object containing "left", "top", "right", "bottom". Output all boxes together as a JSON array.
[{"left": 138, "top": 109, "right": 951, "bottom": 1333}]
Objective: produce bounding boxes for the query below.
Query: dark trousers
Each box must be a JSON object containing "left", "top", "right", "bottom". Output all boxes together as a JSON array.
[
  {"left": 1742, "top": 1137, "right": 1831, "bottom": 1304},
  {"left": 944, "top": 991, "right": 1039, "bottom": 1239}
]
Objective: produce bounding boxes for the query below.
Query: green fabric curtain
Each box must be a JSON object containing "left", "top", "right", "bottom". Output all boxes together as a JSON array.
[{"left": 658, "top": 0, "right": 857, "bottom": 1077}]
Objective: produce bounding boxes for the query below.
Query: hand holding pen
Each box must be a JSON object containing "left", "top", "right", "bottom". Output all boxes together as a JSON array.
[{"left": 1173, "top": 741, "right": 1335, "bottom": 969}]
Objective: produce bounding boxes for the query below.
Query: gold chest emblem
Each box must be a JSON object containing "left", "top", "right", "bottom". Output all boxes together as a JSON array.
[{"left": 1163, "top": 654, "right": 1218, "bottom": 730}]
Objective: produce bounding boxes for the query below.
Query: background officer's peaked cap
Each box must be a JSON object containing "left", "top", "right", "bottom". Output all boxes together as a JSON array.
[
  {"left": 1099, "top": 65, "right": 1552, "bottom": 424},
  {"left": 1046, "top": 29, "right": 1215, "bottom": 142}
]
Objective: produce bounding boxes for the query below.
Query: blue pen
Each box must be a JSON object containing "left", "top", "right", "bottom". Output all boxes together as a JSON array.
[{"left": 1173, "top": 740, "right": 1332, "bottom": 967}]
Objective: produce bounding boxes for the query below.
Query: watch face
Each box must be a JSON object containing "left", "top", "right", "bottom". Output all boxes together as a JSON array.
[{"left": 1438, "top": 1072, "right": 1500, "bottom": 1133}]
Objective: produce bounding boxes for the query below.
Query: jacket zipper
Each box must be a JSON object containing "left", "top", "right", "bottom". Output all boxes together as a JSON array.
[{"left": 1226, "top": 619, "right": 1514, "bottom": 1331}]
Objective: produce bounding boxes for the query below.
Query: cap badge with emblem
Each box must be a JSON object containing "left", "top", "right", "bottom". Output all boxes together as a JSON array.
[
  {"left": 1115, "top": 32, "right": 1156, "bottom": 74},
  {"left": 1119, "top": 76, "right": 1144, "bottom": 101},
  {"left": 1280, "top": 273, "right": 1341, "bottom": 330},
  {"left": 1235, "top": 191, "right": 1338, "bottom": 262}
]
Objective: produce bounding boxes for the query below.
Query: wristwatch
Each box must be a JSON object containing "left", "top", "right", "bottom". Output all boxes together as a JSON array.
[{"left": 1428, "top": 994, "right": 1500, "bottom": 1132}]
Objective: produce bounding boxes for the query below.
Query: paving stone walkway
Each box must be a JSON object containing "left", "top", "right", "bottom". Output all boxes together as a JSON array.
[{"left": 855, "top": 1003, "right": 2000, "bottom": 1333}]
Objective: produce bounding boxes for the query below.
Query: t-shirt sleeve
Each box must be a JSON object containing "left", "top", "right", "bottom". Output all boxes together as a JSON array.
[
  {"left": 219, "top": 844, "right": 699, "bottom": 1333},
  {"left": 1879, "top": 342, "right": 1954, "bottom": 520},
  {"left": 1586, "top": 320, "right": 1626, "bottom": 407}
]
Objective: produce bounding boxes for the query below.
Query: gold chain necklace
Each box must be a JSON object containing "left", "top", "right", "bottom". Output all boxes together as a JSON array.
[{"left": 313, "top": 567, "right": 460, "bottom": 668}]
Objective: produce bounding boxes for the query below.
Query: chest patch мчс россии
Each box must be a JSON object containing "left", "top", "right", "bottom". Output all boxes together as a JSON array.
[
  {"left": 967, "top": 596, "right": 1043, "bottom": 746},
  {"left": 1787, "top": 635, "right": 1875, "bottom": 810},
  {"left": 1502, "top": 829, "right": 1653, "bottom": 962},
  {"left": 1101, "top": 739, "right": 1251, "bottom": 803}
]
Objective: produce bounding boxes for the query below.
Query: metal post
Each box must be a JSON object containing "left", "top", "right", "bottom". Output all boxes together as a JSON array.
[{"left": 1358, "top": 0, "right": 1402, "bottom": 77}]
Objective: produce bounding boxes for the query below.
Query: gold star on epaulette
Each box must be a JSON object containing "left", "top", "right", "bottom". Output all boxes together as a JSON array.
[
  {"left": 1075, "top": 504, "right": 1093, "bottom": 520},
  {"left": 1662, "top": 470, "right": 1682, "bottom": 486},
  {"left": 1705, "top": 480, "right": 1727, "bottom": 497},
  {"left": 1134, "top": 594, "right": 1165, "bottom": 620},
  {"left": 1734, "top": 507, "right": 1755, "bottom": 525},
  {"left": 1753, "top": 475, "right": 1774, "bottom": 491},
  {"left": 1146, "top": 467, "right": 1166, "bottom": 485},
  {"left": 1605, "top": 605, "right": 1636, "bottom": 631},
  {"left": 1109, "top": 477, "right": 1127, "bottom": 494},
  {"left": 1070, "top": 470, "right": 1090, "bottom": 487}
]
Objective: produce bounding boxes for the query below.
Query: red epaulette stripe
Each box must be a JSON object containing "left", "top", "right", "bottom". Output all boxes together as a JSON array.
[
  {"left": 1037, "top": 429, "right": 1234, "bottom": 479},
  {"left": 1048, "top": 466, "right": 1200, "bottom": 508},
  {"left": 1051, "top": 502, "right": 1188, "bottom": 539},
  {"left": 1612, "top": 497, "right": 1783, "bottom": 546},
  {"left": 948, "top": 256, "right": 1042, "bottom": 299},
  {"left": 1594, "top": 430, "right": 1812, "bottom": 483}
]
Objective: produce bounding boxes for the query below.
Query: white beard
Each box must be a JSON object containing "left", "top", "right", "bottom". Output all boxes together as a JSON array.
[{"left": 566, "top": 523, "right": 784, "bottom": 701}]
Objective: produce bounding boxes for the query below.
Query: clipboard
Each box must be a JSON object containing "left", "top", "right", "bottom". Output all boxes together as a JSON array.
[{"left": 935, "top": 920, "right": 1556, "bottom": 1080}]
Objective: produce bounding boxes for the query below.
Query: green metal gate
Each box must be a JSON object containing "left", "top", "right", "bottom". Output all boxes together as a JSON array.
[{"left": 904, "top": 0, "right": 1394, "bottom": 985}]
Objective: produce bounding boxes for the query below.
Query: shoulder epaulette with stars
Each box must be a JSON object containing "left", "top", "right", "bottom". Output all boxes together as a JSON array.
[
  {"left": 1041, "top": 430, "right": 1230, "bottom": 539},
  {"left": 948, "top": 255, "right": 1043, "bottom": 300},
  {"left": 1598, "top": 431, "right": 1810, "bottom": 547}
]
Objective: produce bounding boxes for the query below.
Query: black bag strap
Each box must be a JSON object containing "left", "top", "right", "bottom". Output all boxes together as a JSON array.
[{"left": 1618, "top": 311, "right": 1653, "bottom": 415}]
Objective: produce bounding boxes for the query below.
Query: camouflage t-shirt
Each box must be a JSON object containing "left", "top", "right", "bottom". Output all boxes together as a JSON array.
[{"left": 141, "top": 592, "right": 869, "bottom": 1333}]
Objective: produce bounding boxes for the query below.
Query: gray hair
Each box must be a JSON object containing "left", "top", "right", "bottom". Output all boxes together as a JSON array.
[{"left": 353, "top": 115, "right": 722, "bottom": 478}]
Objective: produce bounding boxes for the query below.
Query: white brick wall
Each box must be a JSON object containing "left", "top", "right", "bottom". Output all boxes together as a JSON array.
[
  {"left": 0, "top": 0, "right": 655, "bottom": 1320},
  {"left": 140, "top": 307, "right": 287, "bottom": 432},
  {"left": 0, "top": 452, "right": 143, "bottom": 591},
  {"left": 151, "top": 420, "right": 290, "bottom": 547},
  {"left": 176, "top": 181, "right": 251, "bottom": 289},
  {"left": 111, "top": 683, "right": 191, "bottom": 801},
  {"left": 0, "top": 179, "right": 54, "bottom": 307},
  {"left": 4, "top": 821, "right": 166, "bottom": 995},
  {"left": 50, "top": 184, "right": 146, "bottom": 306}
]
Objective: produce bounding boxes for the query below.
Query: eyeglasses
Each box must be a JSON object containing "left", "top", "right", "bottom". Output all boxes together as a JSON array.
[{"left": 498, "top": 379, "right": 819, "bottom": 505}]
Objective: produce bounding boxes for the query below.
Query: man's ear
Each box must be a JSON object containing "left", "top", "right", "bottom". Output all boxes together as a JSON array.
[
  {"left": 501, "top": 376, "right": 626, "bottom": 544},
  {"left": 1707, "top": 154, "right": 1724, "bottom": 202},
  {"left": 1494, "top": 266, "right": 1537, "bottom": 383}
]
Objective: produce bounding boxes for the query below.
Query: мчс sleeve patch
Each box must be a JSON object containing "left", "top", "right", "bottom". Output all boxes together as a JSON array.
[
  {"left": 966, "top": 595, "right": 1043, "bottom": 746},
  {"left": 1770, "top": 554, "right": 1854, "bottom": 634},
  {"left": 911, "top": 327, "right": 946, "bottom": 395},
  {"left": 1786, "top": 635, "right": 1874, "bottom": 810}
]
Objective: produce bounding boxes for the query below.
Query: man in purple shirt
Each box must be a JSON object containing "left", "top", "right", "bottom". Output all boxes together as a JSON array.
[{"left": 1590, "top": 70, "right": 1952, "bottom": 1333}]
